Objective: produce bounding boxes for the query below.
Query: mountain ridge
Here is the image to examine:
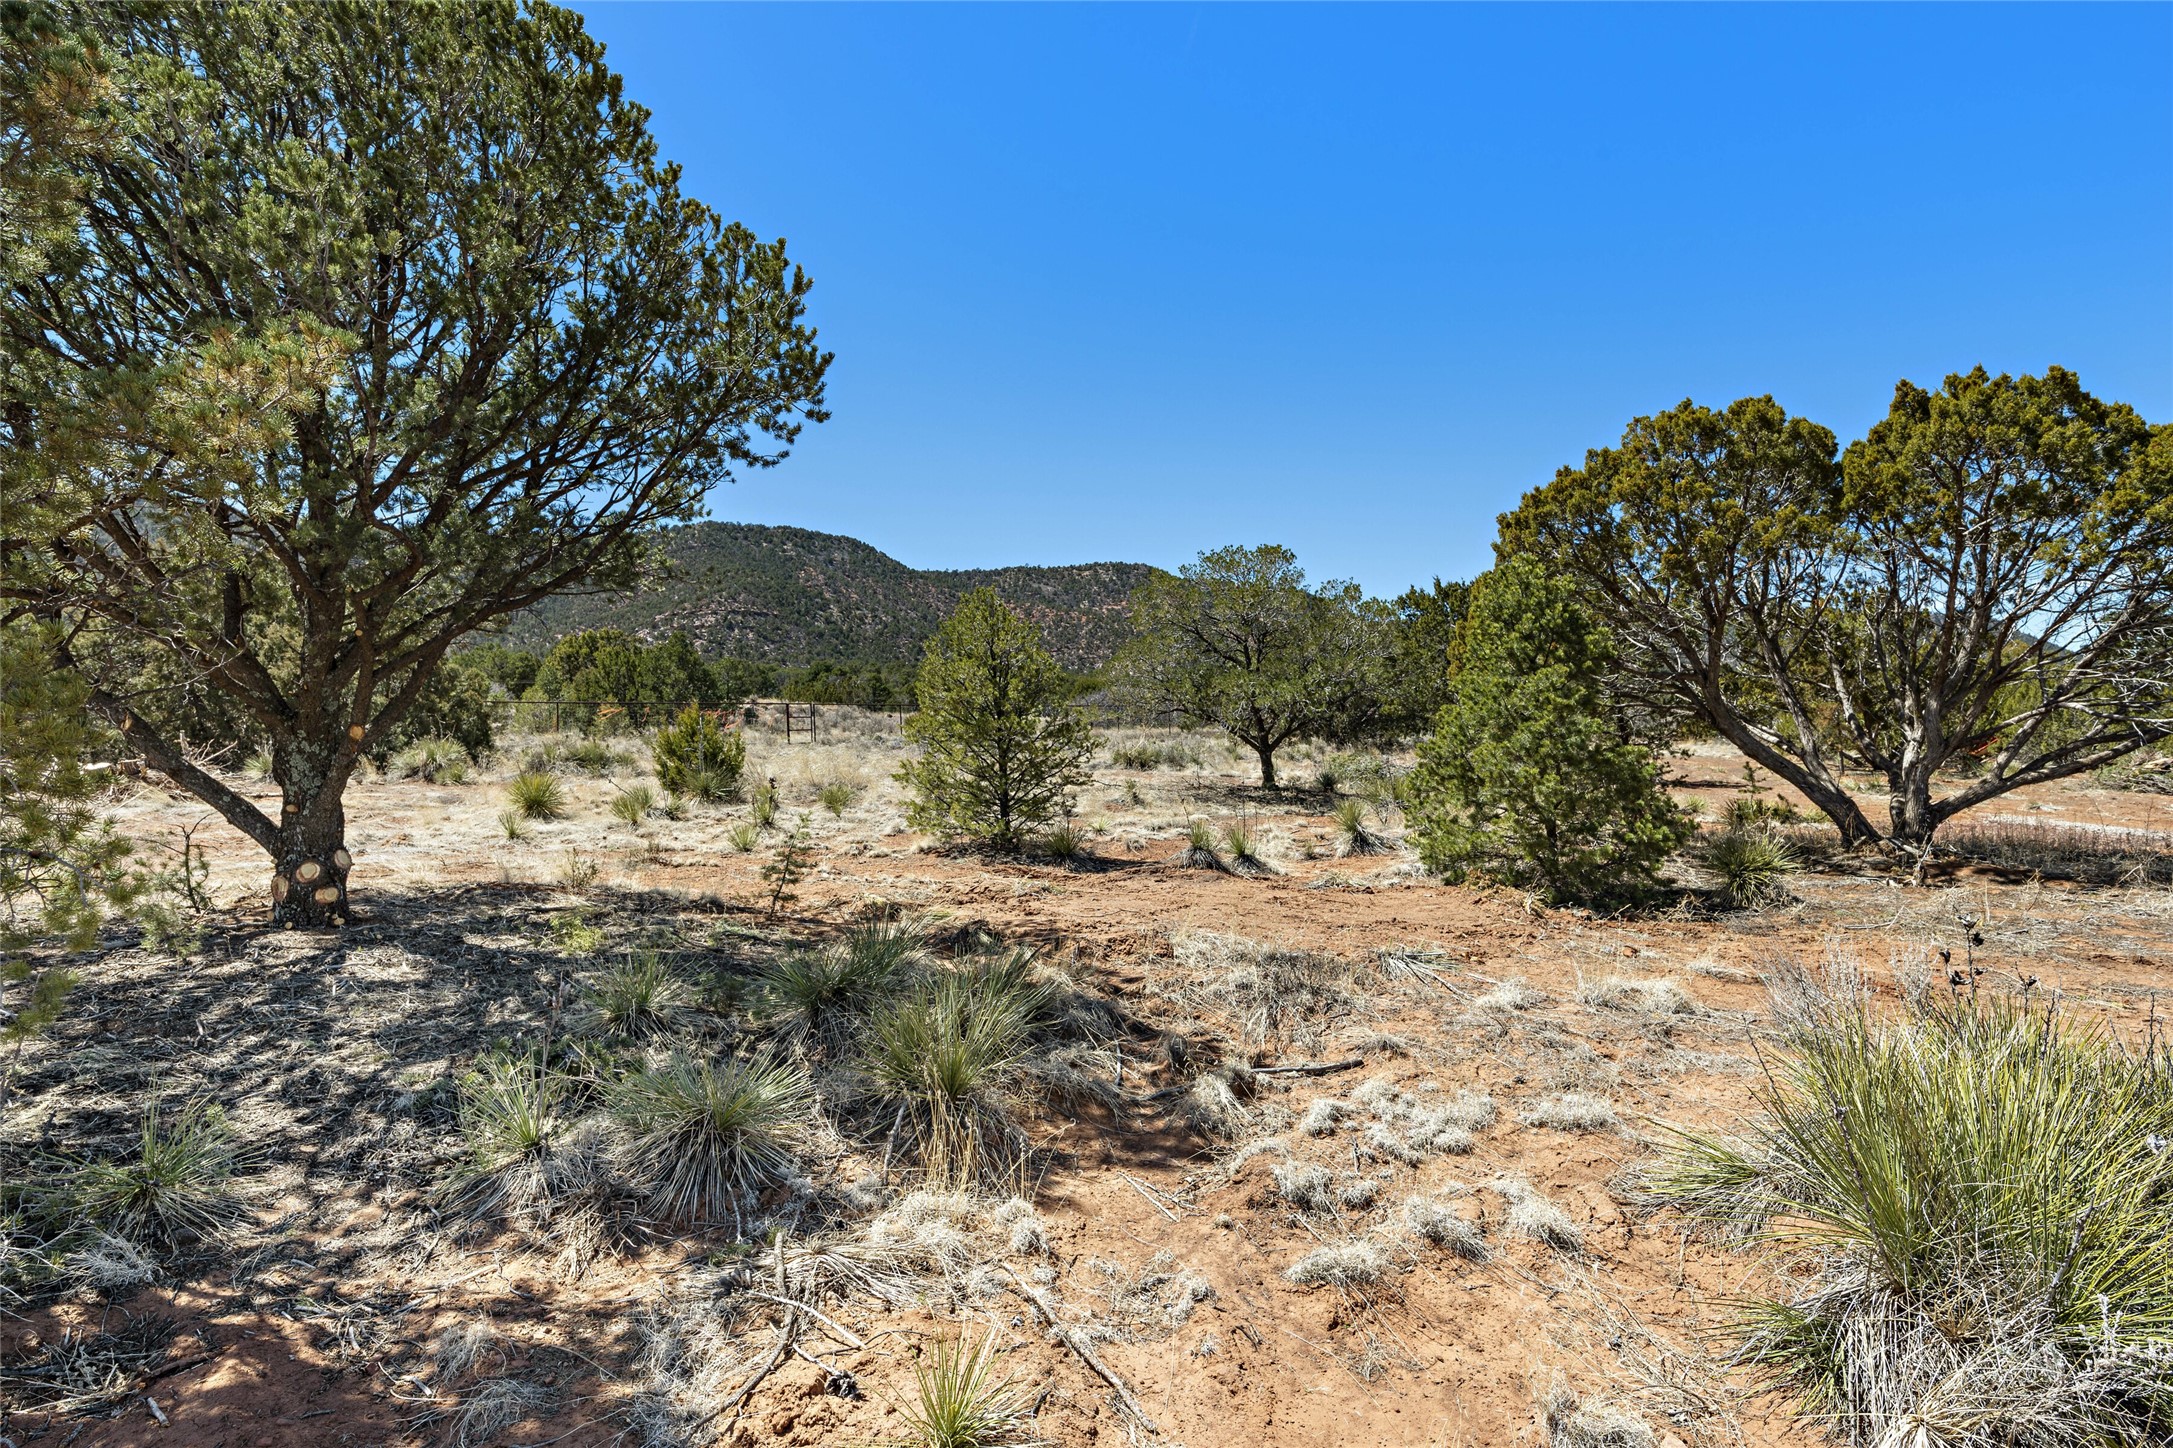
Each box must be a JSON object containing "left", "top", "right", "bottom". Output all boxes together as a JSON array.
[{"left": 497, "top": 521, "right": 1162, "bottom": 670}]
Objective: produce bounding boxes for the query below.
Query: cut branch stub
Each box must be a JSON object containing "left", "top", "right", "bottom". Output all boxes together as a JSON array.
[
  {"left": 294, "top": 860, "right": 323, "bottom": 884},
  {"left": 332, "top": 848, "right": 352, "bottom": 872},
  {"left": 271, "top": 875, "right": 290, "bottom": 901},
  {"left": 312, "top": 885, "right": 341, "bottom": 905}
]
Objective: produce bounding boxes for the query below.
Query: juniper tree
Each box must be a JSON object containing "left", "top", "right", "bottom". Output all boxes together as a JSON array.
[
  {"left": 1407, "top": 556, "right": 1690, "bottom": 902},
  {"left": 899, "top": 589, "right": 1093, "bottom": 848},
  {"left": 1112, "top": 545, "right": 1393, "bottom": 788},
  {"left": 0, "top": 2, "right": 830, "bottom": 925}
]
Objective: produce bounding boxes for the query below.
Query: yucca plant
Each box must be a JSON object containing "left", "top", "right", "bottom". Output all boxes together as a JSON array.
[
  {"left": 497, "top": 807, "right": 528, "bottom": 840},
  {"left": 608, "top": 1051, "right": 811, "bottom": 1224},
  {"left": 1222, "top": 820, "right": 1268, "bottom": 872},
  {"left": 904, "top": 1332, "right": 1030, "bottom": 1448},
  {"left": 866, "top": 951, "right": 1051, "bottom": 1187},
  {"left": 1176, "top": 818, "right": 1223, "bottom": 870},
  {"left": 1704, "top": 827, "right": 1800, "bottom": 909},
  {"left": 1334, "top": 798, "right": 1385, "bottom": 856},
  {"left": 610, "top": 784, "right": 656, "bottom": 829},
  {"left": 583, "top": 950, "right": 692, "bottom": 1041},
  {"left": 818, "top": 780, "right": 854, "bottom": 817},
  {"left": 507, "top": 769, "right": 566, "bottom": 821},
  {"left": 391, "top": 735, "right": 471, "bottom": 784},
  {"left": 759, "top": 917, "right": 926, "bottom": 1056},
  {"left": 441, "top": 1054, "right": 563, "bottom": 1219},
  {"left": 1650, "top": 996, "right": 2173, "bottom": 1446},
  {"left": 726, "top": 821, "right": 760, "bottom": 853},
  {"left": 70, "top": 1101, "right": 240, "bottom": 1247},
  {"left": 749, "top": 782, "right": 780, "bottom": 830},
  {"left": 1040, "top": 820, "right": 1085, "bottom": 862}
]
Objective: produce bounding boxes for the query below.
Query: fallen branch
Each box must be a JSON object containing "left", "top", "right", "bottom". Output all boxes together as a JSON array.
[
  {"left": 1000, "top": 1265, "right": 1156, "bottom": 1438},
  {"left": 1252, "top": 1056, "right": 1363, "bottom": 1077}
]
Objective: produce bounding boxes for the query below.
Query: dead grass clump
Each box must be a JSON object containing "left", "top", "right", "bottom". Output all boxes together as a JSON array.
[
  {"left": 1474, "top": 976, "right": 1546, "bottom": 1013},
  {"left": 1520, "top": 1092, "right": 1619, "bottom": 1133},
  {"left": 1939, "top": 818, "right": 2173, "bottom": 886},
  {"left": 1403, "top": 1195, "right": 1486, "bottom": 1260},
  {"left": 1173, "top": 930, "right": 1350, "bottom": 1047},
  {"left": 1350, "top": 1076, "right": 1494, "bottom": 1157},
  {"left": 431, "top": 1316, "right": 500, "bottom": 1382},
  {"left": 1298, "top": 1098, "right": 1347, "bottom": 1136},
  {"left": 1578, "top": 975, "right": 1695, "bottom": 1016},
  {"left": 1538, "top": 1377, "right": 1655, "bottom": 1448},
  {"left": 1272, "top": 1161, "right": 1334, "bottom": 1214},
  {"left": 454, "top": 1377, "right": 556, "bottom": 1447},
  {"left": 1092, "top": 1250, "right": 1217, "bottom": 1335},
  {"left": 1178, "top": 1069, "right": 1254, "bottom": 1140},
  {"left": 1492, "top": 1176, "right": 1582, "bottom": 1252},
  {"left": 1285, "top": 1239, "right": 1389, "bottom": 1289}
]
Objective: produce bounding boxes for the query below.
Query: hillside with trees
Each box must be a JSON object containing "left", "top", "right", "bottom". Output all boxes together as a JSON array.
[{"left": 494, "top": 521, "right": 1163, "bottom": 670}]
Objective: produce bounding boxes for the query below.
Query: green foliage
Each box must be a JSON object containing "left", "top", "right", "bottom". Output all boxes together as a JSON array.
[
  {"left": 749, "top": 781, "right": 780, "bottom": 831},
  {"left": 1503, "top": 370, "right": 2173, "bottom": 850},
  {"left": 547, "top": 911, "right": 607, "bottom": 959},
  {"left": 607, "top": 1052, "right": 811, "bottom": 1224},
  {"left": 761, "top": 815, "right": 815, "bottom": 913},
  {"left": 1332, "top": 798, "right": 1386, "bottom": 857},
  {"left": 610, "top": 784, "right": 656, "bottom": 828},
  {"left": 582, "top": 950, "right": 691, "bottom": 1042},
  {"left": 726, "top": 821, "right": 759, "bottom": 854},
  {"left": 389, "top": 736, "right": 472, "bottom": 785},
  {"left": 1384, "top": 576, "right": 1472, "bottom": 736},
  {"left": 1652, "top": 997, "right": 2173, "bottom": 1445},
  {"left": 904, "top": 1332, "right": 1030, "bottom": 1448},
  {"left": 1703, "top": 828, "right": 1801, "bottom": 909},
  {"left": 507, "top": 770, "right": 566, "bottom": 822},
  {"left": 375, "top": 659, "right": 499, "bottom": 766},
  {"left": 866, "top": 952, "right": 1051, "bottom": 1187},
  {"left": 758, "top": 918, "right": 926, "bottom": 1057},
  {"left": 1408, "top": 556, "right": 1690, "bottom": 902},
  {"left": 0, "top": 2, "right": 829, "bottom": 926},
  {"left": 442, "top": 1054, "right": 562, "bottom": 1219},
  {"left": 899, "top": 589, "right": 1095, "bottom": 848},
  {"left": 651, "top": 705, "right": 746, "bottom": 804},
  {"left": 561, "top": 739, "right": 631, "bottom": 777},
  {"left": 1112, "top": 545, "right": 1395, "bottom": 787},
  {"left": 457, "top": 642, "right": 544, "bottom": 699},
  {"left": 1039, "top": 820, "right": 1086, "bottom": 862},
  {"left": 70, "top": 1101, "right": 239, "bottom": 1247},
  {"left": 1109, "top": 738, "right": 1200, "bottom": 771},
  {"left": 817, "top": 781, "right": 854, "bottom": 816}
]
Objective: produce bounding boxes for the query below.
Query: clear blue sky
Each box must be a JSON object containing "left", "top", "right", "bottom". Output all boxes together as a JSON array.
[{"left": 572, "top": 2, "right": 2173, "bottom": 597}]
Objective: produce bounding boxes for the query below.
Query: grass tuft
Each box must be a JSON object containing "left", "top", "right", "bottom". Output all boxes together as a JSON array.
[
  {"left": 1334, "top": 798, "right": 1387, "bottom": 856},
  {"left": 582, "top": 950, "right": 692, "bottom": 1042},
  {"left": 70, "top": 1101, "right": 239, "bottom": 1247},
  {"left": 507, "top": 770, "right": 565, "bottom": 821},
  {"left": 759, "top": 916, "right": 925, "bottom": 1056},
  {"left": 608, "top": 1052, "right": 812, "bottom": 1225},
  {"left": 1703, "top": 827, "right": 1800, "bottom": 908},
  {"left": 904, "top": 1332, "right": 1030, "bottom": 1448}
]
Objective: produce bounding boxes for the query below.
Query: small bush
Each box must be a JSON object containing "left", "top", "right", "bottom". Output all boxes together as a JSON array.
[
  {"left": 390, "top": 736, "right": 471, "bottom": 784},
  {"left": 904, "top": 1332, "right": 1030, "bottom": 1448},
  {"left": 608, "top": 1052, "right": 811, "bottom": 1224},
  {"left": 583, "top": 950, "right": 691, "bottom": 1041},
  {"left": 507, "top": 770, "right": 565, "bottom": 821},
  {"left": 1039, "top": 820, "right": 1086, "bottom": 862},
  {"left": 442, "top": 1055, "right": 560, "bottom": 1219},
  {"left": 1650, "top": 997, "right": 2173, "bottom": 1446},
  {"left": 609, "top": 784, "right": 656, "bottom": 828},
  {"left": 1285, "top": 1240, "right": 1389, "bottom": 1288},
  {"left": 1704, "top": 827, "right": 1800, "bottom": 908},
  {"left": 70, "top": 1101, "right": 239, "bottom": 1247},
  {"left": 651, "top": 706, "right": 746, "bottom": 803},
  {"left": 562, "top": 738, "right": 629, "bottom": 777},
  {"left": 557, "top": 849, "right": 598, "bottom": 889},
  {"left": 760, "top": 919, "right": 924, "bottom": 1056},
  {"left": 1176, "top": 818, "right": 1224, "bottom": 870},
  {"left": 818, "top": 780, "right": 854, "bottom": 817},
  {"left": 1333, "top": 798, "right": 1385, "bottom": 856},
  {"left": 749, "top": 781, "right": 779, "bottom": 830}
]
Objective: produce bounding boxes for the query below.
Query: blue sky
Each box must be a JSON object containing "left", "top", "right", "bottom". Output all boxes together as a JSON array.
[{"left": 573, "top": 2, "right": 2173, "bottom": 597}]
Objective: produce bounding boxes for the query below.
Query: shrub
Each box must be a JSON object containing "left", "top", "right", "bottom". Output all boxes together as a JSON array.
[
  {"left": 760, "top": 919, "right": 924, "bottom": 1057},
  {"left": 1222, "top": 820, "right": 1268, "bottom": 872},
  {"left": 390, "top": 736, "right": 471, "bottom": 784},
  {"left": 761, "top": 814, "right": 815, "bottom": 913},
  {"left": 507, "top": 770, "right": 565, "bottom": 821},
  {"left": 651, "top": 705, "right": 746, "bottom": 803},
  {"left": 556, "top": 849, "right": 598, "bottom": 889},
  {"left": 904, "top": 1332, "right": 1029, "bottom": 1448},
  {"left": 726, "top": 821, "right": 759, "bottom": 853},
  {"left": 749, "top": 781, "right": 779, "bottom": 830},
  {"left": 817, "top": 780, "right": 854, "bottom": 817},
  {"left": 70, "top": 1101, "right": 239, "bottom": 1247},
  {"left": 1650, "top": 997, "right": 2173, "bottom": 1446},
  {"left": 1407, "top": 556, "right": 1690, "bottom": 903},
  {"left": 1704, "top": 827, "right": 1800, "bottom": 908},
  {"left": 866, "top": 952, "right": 1051, "bottom": 1187},
  {"left": 898, "top": 589, "right": 1095, "bottom": 848},
  {"left": 583, "top": 950, "right": 691, "bottom": 1041},
  {"left": 442, "top": 1055, "right": 561, "bottom": 1219},
  {"left": 562, "top": 738, "right": 629, "bottom": 776},
  {"left": 1039, "top": 820, "right": 1086, "bottom": 862},
  {"left": 609, "top": 784, "right": 656, "bottom": 828},
  {"left": 1176, "top": 818, "right": 1224, "bottom": 870},
  {"left": 608, "top": 1052, "right": 811, "bottom": 1224},
  {"left": 1285, "top": 1240, "right": 1389, "bottom": 1289}
]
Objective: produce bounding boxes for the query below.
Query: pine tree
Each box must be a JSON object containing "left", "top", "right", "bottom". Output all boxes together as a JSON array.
[
  {"left": 1407, "top": 556, "right": 1689, "bottom": 902},
  {"left": 899, "top": 590, "right": 1094, "bottom": 849}
]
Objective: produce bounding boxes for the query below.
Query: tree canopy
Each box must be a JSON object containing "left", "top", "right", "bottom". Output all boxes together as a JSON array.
[
  {"left": 0, "top": 1, "right": 830, "bottom": 924},
  {"left": 1111, "top": 545, "right": 1393, "bottom": 788},
  {"left": 1502, "top": 369, "right": 2172, "bottom": 853}
]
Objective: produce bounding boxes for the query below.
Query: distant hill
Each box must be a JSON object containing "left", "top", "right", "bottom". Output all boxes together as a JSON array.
[{"left": 496, "top": 522, "right": 1163, "bottom": 670}]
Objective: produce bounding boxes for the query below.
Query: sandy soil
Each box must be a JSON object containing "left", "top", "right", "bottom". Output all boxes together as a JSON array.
[{"left": 5, "top": 721, "right": 2169, "bottom": 1447}]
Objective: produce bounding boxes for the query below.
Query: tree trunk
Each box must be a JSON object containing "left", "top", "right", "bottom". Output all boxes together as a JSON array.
[
  {"left": 1255, "top": 742, "right": 1278, "bottom": 790},
  {"left": 270, "top": 736, "right": 355, "bottom": 928},
  {"left": 1707, "top": 716, "right": 1882, "bottom": 848}
]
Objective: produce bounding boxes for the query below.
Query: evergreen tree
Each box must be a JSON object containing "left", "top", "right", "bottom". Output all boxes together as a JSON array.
[
  {"left": 1407, "top": 556, "right": 1689, "bottom": 902},
  {"left": 899, "top": 590, "right": 1094, "bottom": 848}
]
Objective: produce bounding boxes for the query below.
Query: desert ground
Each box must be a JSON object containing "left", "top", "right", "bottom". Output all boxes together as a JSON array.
[{"left": 5, "top": 715, "right": 2171, "bottom": 1448}]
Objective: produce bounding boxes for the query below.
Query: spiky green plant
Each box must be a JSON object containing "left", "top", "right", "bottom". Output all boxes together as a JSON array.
[
  {"left": 1222, "top": 820, "right": 1266, "bottom": 870},
  {"left": 441, "top": 1054, "right": 562, "bottom": 1219},
  {"left": 610, "top": 784, "right": 656, "bottom": 828},
  {"left": 750, "top": 782, "right": 779, "bottom": 830},
  {"left": 651, "top": 706, "right": 745, "bottom": 803},
  {"left": 759, "top": 918, "right": 925, "bottom": 1057},
  {"left": 1650, "top": 996, "right": 2173, "bottom": 1446},
  {"left": 727, "top": 821, "right": 759, "bottom": 853},
  {"left": 391, "top": 735, "right": 471, "bottom": 784},
  {"left": 1333, "top": 798, "right": 1384, "bottom": 856},
  {"left": 497, "top": 807, "right": 528, "bottom": 840},
  {"left": 818, "top": 780, "right": 854, "bottom": 817},
  {"left": 1704, "top": 828, "right": 1800, "bottom": 909},
  {"left": 507, "top": 769, "right": 565, "bottom": 821},
  {"left": 904, "top": 1332, "right": 1030, "bottom": 1448},
  {"left": 584, "top": 950, "right": 692, "bottom": 1041},
  {"left": 1176, "top": 817, "right": 1223, "bottom": 869},
  {"left": 1040, "top": 820, "right": 1085, "bottom": 862},
  {"left": 70, "top": 1101, "right": 240, "bottom": 1247},
  {"left": 608, "top": 1052, "right": 811, "bottom": 1224},
  {"left": 866, "top": 951, "right": 1051, "bottom": 1187}
]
